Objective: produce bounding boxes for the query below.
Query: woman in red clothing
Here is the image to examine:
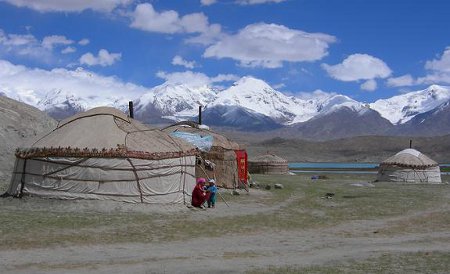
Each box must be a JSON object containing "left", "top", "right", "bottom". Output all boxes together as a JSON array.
[{"left": 191, "top": 178, "right": 208, "bottom": 208}]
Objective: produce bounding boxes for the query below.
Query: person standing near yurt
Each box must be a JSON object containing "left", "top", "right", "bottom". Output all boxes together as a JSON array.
[{"left": 191, "top": 178, "right": 207, "bottom": 208}]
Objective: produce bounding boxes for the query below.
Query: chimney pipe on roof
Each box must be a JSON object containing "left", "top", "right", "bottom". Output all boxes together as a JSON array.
[
  {"left": 198, "top": 105, "right": 202, "bottom": 125},
  {"left": 129, "top": 101, "right": 134, "bottom": 119}
]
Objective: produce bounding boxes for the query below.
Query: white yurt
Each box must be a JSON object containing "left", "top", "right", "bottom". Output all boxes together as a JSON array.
[
  {"left": 6, "top": 107, "right": 197, "bottom": 203},
  {"left": 377, "top": 148, "right": 441, "bottom": 183}
]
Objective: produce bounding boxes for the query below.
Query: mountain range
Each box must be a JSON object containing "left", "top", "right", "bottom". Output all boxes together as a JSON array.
[{"left": 1, "top": 76, "right": 450, "bottom": 140}]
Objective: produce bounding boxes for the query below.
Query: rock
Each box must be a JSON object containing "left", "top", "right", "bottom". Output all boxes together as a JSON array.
[
  {"left": 264, "top": 185, "right": 271, "bottom": 190},
  {"left": 232, "top": 190, "right": 240, "bottom": 195},
  {"left": 274, "top": 183, "right": 284, "bottom": 189}
]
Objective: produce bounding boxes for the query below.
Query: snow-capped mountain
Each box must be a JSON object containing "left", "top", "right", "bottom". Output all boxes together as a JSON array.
[
  {"left": 370, "top": 85, "right": 450, "bottom": 124},
  {"left": 209, "top": 76, "right": 300, "bottom": 124},
  {"left": 2, "top": 71, "right": 450, "bottom": 137},
  {"left": 208, "top": 76, "right": 365, "bottom": 124},
  {"left": 134, "top": 83, "right": 217, "bottom": 123}
]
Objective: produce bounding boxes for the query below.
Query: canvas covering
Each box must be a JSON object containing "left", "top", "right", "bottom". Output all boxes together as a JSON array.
[
  {"left": 377, "top": 165, "right": 441, "bottom": 184},
  {"left": 7, "top": 107, "right": 197, "bottom": 203},
  {"left": 163, "top": 122, "right": 242, "bottom": 188}
]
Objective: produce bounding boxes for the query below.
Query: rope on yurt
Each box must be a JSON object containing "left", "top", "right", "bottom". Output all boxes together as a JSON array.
[
  {"left": 18, "top": 159, "right": 28, "bottom": 198},
  {"left": 126, "top": 158, "right": 144, "bottom": 203},
  {"left": 166, "top": 133, "right": 194, "bottom": 204},
  {"left": 41, "top": 158, "right": 89, "bottom": 177}
]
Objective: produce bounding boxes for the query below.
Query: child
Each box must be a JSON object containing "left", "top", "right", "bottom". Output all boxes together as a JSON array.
[{"left": 206, "top": 179, "right": 218, "bottom": 208}]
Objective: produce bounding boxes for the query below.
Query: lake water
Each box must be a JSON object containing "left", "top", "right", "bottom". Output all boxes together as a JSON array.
[
  {"left": 289, "top": 162, "right": 378, "bottom": 169},
  {"left": 289, "top": 162, "right": 450, "bottom": 175}
]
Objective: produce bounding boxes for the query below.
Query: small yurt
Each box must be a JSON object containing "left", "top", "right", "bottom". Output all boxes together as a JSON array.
[
  {"left": 248, "top": 154, "right": 289, "bottom": 175},
  {"left": 6, "top": 107, "right": 197, "bottom": 203},
  {"left": 163, "top": 121, "right": 247, "bottom": 189},
  {"left": 377, "top": 148, "right": 441, "bottom": 183}
]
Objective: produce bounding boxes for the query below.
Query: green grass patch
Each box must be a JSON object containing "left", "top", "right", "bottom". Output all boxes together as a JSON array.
[{"left": 0, "top": 173, "right": 449, "bottom": 249}]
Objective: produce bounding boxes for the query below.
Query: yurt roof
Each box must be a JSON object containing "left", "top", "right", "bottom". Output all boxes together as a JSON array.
[
  {"left": 16, "top": 107, "right": 196, "bottom": 160},
  {"left": 249, "top": 154, "right": 288, "bottom": 163},
  {"left": 380, "top": 148, "right": 438, "bottom": 168},
  {"left": 162, "top": 121, "right": 240, "bottom": 150}
]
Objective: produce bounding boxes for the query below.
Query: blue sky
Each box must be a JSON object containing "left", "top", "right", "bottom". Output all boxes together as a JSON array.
[{"left": 0, "top": 0, "right": 449, "bottom": 103}]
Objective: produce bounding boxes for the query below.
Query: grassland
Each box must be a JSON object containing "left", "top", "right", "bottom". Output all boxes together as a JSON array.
[{"left": 0, "top": 173, "right": 449, "bottom": 273}]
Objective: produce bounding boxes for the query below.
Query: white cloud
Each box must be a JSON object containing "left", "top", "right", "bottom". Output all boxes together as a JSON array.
[
  {"left": 0, "top": 59, "right": 147, "bottom": 109},
  {"left": 297, "top": 89, "right": 337, "bottom": 100},
  {"left": 416, "top": 72, "right": 450, "bottom": 85},
  {"left": 79, "top": 49, "right": 121, "bottom": 67},
  {"left": 185, "top": 23, "right": 222, "bottom": 45},
  {"left": 61, "top": 46, "right": 76, "bottom": 54},
  {"left": 386, "top": 74, "right": 414, "bottom": 87},
  {"left": 272, "top": 83, "right": 286, "bottom": 89},
  {"left": 416, "top": 47, "right": 450, "bottom": 85},
  {"left": 425, "top": 47, "right": 450, "bottom": 73},
  {"left": 156, "top": 70, "right": 239, "bottom": 87},
  {"left": 203, "top": 23, "right": 336, "bottom": 68},
  {"left": 1, "top": 0, "right": 132, "bottom": 12},
  {"left": 237, "top": 0, "right": 286, "bottom": 4},
  {"left": 360, "top": 79, "right": 377, "bottom": 91},
  {"left": 130, "top": 3, "right": 215, "bottom": 34},
  {"left": 78, "top": 38, "right": 90, "bottom": 46},
  {"left": 42, "top": 35, "right": 73, "bottom": 49},
  {"left": 200, "top": 0, "right": 217, "bottom": 6},
  {"left": 322, "top": 53, "right": 392, "bottom": 82},
  {"left": 172, "top": 55, "right": 196, "bottom": 69},
  {"left": 0, "top": 28, "right": 51, "bottom": 60}
]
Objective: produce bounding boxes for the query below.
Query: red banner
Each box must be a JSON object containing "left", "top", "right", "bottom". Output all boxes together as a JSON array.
[{"left": 235, "top": 150, "right": 248, "bottom": 184}]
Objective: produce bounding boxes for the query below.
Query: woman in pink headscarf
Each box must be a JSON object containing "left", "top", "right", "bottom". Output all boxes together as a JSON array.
[{"left": 191, "top": 178, "right": 208, "bottom": 208}]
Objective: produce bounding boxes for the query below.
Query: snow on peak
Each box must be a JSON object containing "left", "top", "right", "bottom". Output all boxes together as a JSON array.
[
  {"left": 231, "top": 76, "right": 273, "bottom": 90},
  {"left": 370, "top": 84, "right": 450, "bottom": 124},
  {"left": 135, "top": 83, "right": 217, "bottom": 117},
  {"left": 211, "top": 76, "right": 299, "bottom": 123},
  {"left": 317, "top": 94, "right": 363, "bottom": 113}
]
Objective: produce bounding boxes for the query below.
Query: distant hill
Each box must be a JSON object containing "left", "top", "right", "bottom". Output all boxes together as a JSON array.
[{"left": 242, "top": 135, "right": 450, "bottom": 163}]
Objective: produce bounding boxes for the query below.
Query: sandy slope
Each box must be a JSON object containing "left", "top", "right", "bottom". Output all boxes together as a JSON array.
[{"left": 0, "top": 96, "right": 56, "bottom": 190}]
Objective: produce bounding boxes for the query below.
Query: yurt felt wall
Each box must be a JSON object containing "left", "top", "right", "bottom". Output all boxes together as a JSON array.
[
  {"left": 6, "top": 107, "right": 197, "bottom": 203},
  {"left": 376, "top": 148, "right": 442, "bottom": 184},
  {"left": 163, "top": 122, "right": 242, "bottom": 189},
  {"left": 248, "top": 154, "right": 289, "bottom": 175}
]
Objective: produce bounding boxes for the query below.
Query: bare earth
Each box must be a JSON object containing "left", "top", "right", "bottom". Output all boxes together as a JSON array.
[{"left": 1, "top": 175, "right": 449, "bottom": 273}]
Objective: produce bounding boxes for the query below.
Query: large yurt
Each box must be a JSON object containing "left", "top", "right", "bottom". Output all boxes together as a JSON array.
[
  {"left": 248, "top": 153, "right": 289, "bottom": 175},
  {"left": 6, "top": 107, "right": 197, "bottom": 203},
  {"left": 377, "top": 148, "right": 441, "bottom": 183},
  {"left": 163, "top": 121, "right": 247, "bottom": 189}
]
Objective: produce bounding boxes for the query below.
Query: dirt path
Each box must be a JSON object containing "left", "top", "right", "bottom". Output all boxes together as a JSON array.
[{"left": 2, "top": 209, "right": 449, "bottom": 274}]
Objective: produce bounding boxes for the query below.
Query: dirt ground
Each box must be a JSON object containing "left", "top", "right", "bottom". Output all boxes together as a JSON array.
[{"left": 1, "top": 174, "right": 449, "bottom": 273}]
